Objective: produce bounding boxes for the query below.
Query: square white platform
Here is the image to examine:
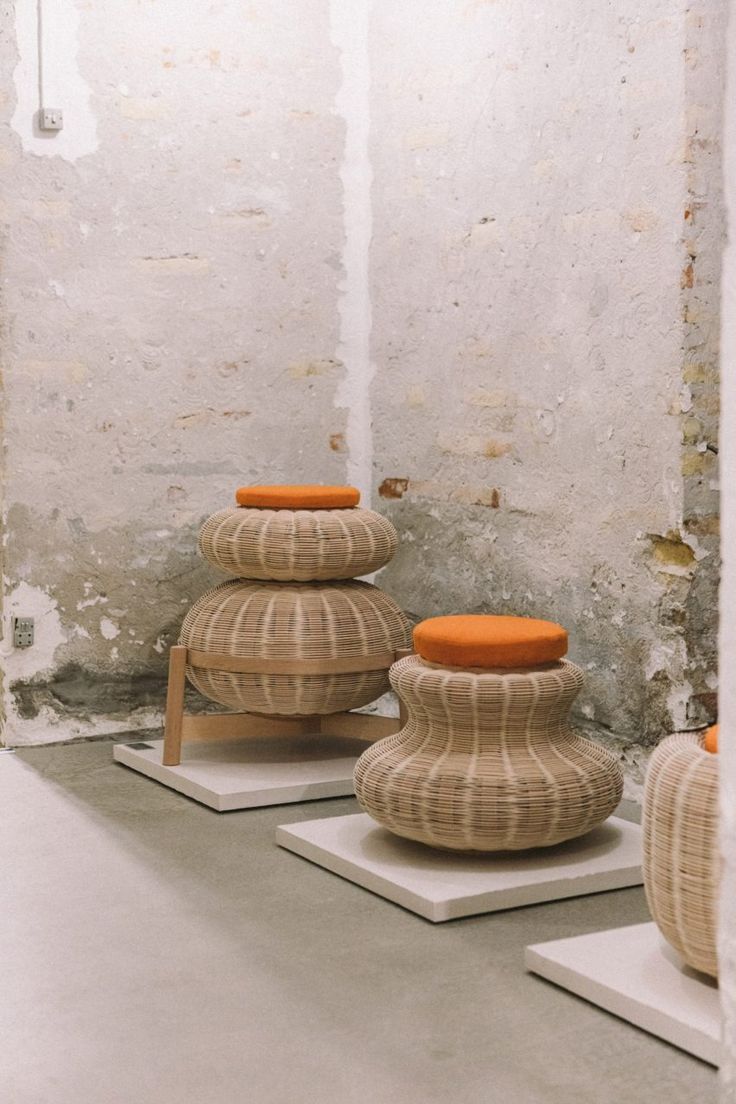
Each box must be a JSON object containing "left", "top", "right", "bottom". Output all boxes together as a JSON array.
[
  {"left": 276, "top": 812, "right": 642, "bottom": 922},
  {"left": 526, "top": 922, "right": 721, "bottom": 1066},
  {"left": 113, "top": 735, "right": 367, "bottom": 812}
]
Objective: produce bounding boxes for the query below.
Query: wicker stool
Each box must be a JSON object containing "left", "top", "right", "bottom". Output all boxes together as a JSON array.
[
  {"left": 163, "top": 485, "right": 412, "bottom": 765},
  {"left": 354, "top": 614, "right": 623, "bottom": 852},
  {"left": 642, "top": 728, "right": 719, "bottom": 978}
]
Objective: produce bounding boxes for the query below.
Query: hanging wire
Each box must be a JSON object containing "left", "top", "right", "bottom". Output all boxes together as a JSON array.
[{"left": 37, "top": 0, "right": 44, "bottom": 111}]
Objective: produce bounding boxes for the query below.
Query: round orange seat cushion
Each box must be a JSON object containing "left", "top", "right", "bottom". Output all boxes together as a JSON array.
[
  {"left": 704, "top": 724, "right": 718, "bottom": 753},
  {"left": 413, "top": 614, "right": 568, "bottom": 669},
  {"left": 236, "top": 484, "right": 360, "bottom": 509}
]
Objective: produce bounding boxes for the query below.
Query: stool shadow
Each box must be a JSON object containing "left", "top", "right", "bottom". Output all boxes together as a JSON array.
[
  {"left": 177, "top": 734, "right": 368, "bottom": 765},
  {"left": 356, "top": 820, "right": 624, "bottom": 873},
  {"left": 659, "top": 939, "right": 719, "bottom": 989}
]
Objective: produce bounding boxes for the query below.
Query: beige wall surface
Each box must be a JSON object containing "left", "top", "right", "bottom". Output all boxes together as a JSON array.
[
  {"left": 370, "top": 0, "right": 725, "bottom": 795},
  {"left": 718, "top": 0, "right": 735, "bottom": 1094},
  {"left": 0, "top": 1, "right": 725, "bottom": 791},
  {"left": 1, "top": 1, "right": 347, "bottom": 742}
]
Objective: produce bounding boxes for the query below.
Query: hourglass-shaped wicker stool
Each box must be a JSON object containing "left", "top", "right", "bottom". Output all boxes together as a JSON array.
[
  {"left": 163, "top": 485, "right": 412, "bottom": 766},
  {"left": 354, "top": 614, "right": 624, "bottom": 852},
  {"left": 642, "top": 726, "right": 719, "bottom": 977}
]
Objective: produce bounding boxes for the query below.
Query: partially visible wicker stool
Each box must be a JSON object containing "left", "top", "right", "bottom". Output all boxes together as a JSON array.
[
  {"left": 354, "top": 614, "right": 623, "bottom": 852},
  {"left": 164, "top": 485, "right": 412, "bottom": 765},
  {"left": 642, "top": 728, "right": 719, "bottom": 978}
]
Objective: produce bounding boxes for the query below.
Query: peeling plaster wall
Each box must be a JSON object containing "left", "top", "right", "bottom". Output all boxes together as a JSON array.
[
  {"left": 680, "top": 6, "right": 725, "bottom": 731},
  {"left": 0, "top": 1, "right": 346, "bottom": 744},
  {"left": 370, "top": 1, "right": 725, "bottom": 794},
  {"left": 719, "top": 0, "right": 736, "bottom": 1091},
  {"left": 0, "top": 2, "right": 725, "bottom": 768},
  {"left": 330, "top": 0, "right": 374, "bottom": 503}
]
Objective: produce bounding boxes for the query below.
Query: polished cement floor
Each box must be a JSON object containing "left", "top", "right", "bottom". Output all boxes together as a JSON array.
[{"left": 2, "top": 739, "right": 718, "bottom": 1104}]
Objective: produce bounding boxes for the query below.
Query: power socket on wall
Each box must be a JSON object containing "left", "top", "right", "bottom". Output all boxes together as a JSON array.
[
  {"left": 12, "top": 617, "right": 35, "bottom": 648},
  {"left": 39, "top": 108, "right": 63, "bottom": 131}
]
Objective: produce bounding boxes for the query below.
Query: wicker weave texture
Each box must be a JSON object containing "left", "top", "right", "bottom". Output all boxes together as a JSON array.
[
  {"left": 354, "top": 655, "right": 623, "bottom": 852},
  {"left": 642, "top": 733, "right": 718, "bottom": 977},
  {"left": 199, "top": 507, "right": 398, "bottom": 581},
  {"left": 179, "top": 579, "right": 411, "bottom": 715}
]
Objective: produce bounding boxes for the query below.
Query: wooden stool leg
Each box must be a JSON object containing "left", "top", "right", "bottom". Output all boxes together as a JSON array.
[{"left": 163, "top": 645, "right": 187, "bottom": 766}]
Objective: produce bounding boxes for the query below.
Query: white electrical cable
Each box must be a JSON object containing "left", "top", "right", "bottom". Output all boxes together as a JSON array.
[{"left": 37, "top": 0, "right": 44, "bottom": 110}]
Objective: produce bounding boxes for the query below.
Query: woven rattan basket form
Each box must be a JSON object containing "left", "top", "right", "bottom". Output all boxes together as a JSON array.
[
  {"left": 162, "top": 487, "right": 410, "bottom": 766},
  {"left": 200, "top": 507, "right": 398, "bottom": 581},
  {"left": 642, "top": 732, "right": 718, "bottom": 978},
  {"left": 354, "top": 655, "right": 623, "bottom": 852},
  {"left": 180, "top": 579, "right": 411, "bottom": 715}
]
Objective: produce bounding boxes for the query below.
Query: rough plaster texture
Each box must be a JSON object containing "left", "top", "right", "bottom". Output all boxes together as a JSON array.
[
  {"left": 0, "top": 1, "right": 725, "bottom": 773},
  {"left": 370, "top": 1, "right": 725, "bottom": 787},
  {"left": 719, "top": 2, "right": 736, "bottom": 1095},
  {"left": 0, "top": 1, "right": 348, "bottom": 743},
  {"left": 330, "top": 0, "right": 373, "bottom": 502}
]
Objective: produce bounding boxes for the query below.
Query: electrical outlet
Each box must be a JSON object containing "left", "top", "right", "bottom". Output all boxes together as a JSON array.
[
  {"left": 12, "top": 617, "right": 34, "bottom": 648},
  {"left": 39, "top": 108, "right": 63, "bottom": 131}
]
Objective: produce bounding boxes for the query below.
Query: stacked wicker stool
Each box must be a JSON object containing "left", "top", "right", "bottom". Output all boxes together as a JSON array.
[
  {"left": 163, "top": 484, "right": 412, "bottom": 766},
  {"left": 354, "top": 614, "right": 623, "bottom": 852},
  {"left": 642, "top": 725, "right": 719, "bottom": 977}
]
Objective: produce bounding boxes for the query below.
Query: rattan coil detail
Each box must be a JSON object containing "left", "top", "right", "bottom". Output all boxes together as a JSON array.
[
  {"left": 354, "top": 655, "right": 623, "bottom": 852},
  {"left": 179, "top": 579, "right": 411, "bottom": 716},
  {"left": 199, "top": 507, "right": 398, "bottom": 581},
  {"left": 642, "top": 733, "right": 718, "bottom": 977}
]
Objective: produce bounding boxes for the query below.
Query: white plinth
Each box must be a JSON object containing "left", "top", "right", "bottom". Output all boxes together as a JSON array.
[
  {"left": 276, "top": 812, "right": 642, "bottom": 922},
  {"left": 113, "top": 736, "right": 367, "bottom": 812},
  {"left": 526, "top": 922, "right": 721, "bottom": 1066}
]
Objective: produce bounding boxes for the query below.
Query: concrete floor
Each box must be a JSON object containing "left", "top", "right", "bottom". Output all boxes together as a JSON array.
[{"left": 1, "top": 739, "right": 718, "bottom": 1104}]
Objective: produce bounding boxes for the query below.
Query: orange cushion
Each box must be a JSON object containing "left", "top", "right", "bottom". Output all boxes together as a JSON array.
[
  {"left": 413, "top": 614, "right": 568, "bottom": 669},
  {"left": 235, "top": 484, "right": 360, "bottom": 509},
  {"left": 704, "top": 724, "right": 718, "bottom": 753}
]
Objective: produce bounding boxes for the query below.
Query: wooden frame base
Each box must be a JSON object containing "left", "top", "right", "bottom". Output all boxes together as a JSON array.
[{"left": 163, "top": 645, "right": 409, "bottom": 766}]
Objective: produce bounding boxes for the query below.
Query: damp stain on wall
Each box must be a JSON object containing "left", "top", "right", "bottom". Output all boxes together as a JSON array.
[
  {"left": 0, "top": 0, "right": 725, "bottom": 764},
  {"left": 0, "top": 0, "right": 348, "bottom": 744},
  {"left": 370, "top": 0, "right": 725, "bottom": 766}
]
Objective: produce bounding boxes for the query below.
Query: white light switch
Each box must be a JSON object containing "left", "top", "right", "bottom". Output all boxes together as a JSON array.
[{"left": 39, "top": 108, "right": 64, "bottom": 131}]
